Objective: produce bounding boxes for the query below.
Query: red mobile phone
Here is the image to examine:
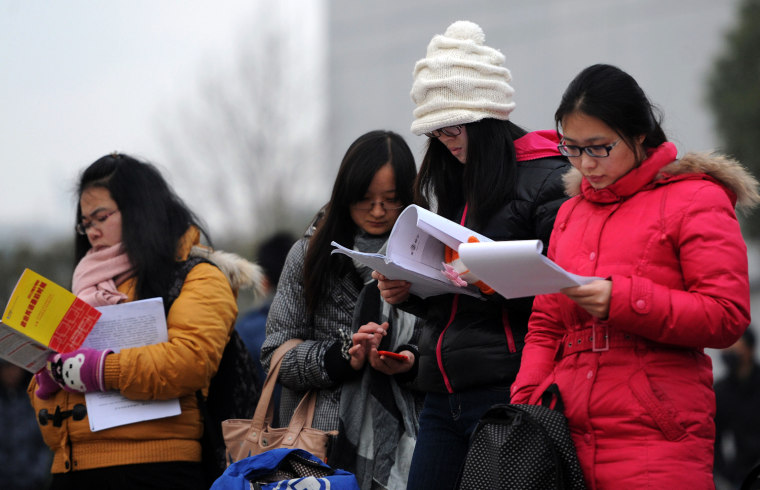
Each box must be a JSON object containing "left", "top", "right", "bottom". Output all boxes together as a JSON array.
[{"left": 377, "top": 350, "right": 408, "bottom": 361}]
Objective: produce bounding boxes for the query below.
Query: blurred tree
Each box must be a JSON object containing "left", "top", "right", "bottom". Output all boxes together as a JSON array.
[
  {"left": 707, "top": 0, "right": 760, "bottom": 238},
  {"left": 159, "top": 1, "right": 328, "bottom": 242},
  {"left": 0, "top": 239, "right": 74, "bottom": 305}
]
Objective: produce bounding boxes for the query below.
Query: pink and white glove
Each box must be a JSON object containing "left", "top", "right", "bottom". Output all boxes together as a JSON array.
[
  {"left": 45, "top": 347, "right": 113, "bottom": 394},
  {"left": 34, "top": 368, "right": 62, "bottom": 400},
  {"left": 442, "top": 262, "right": 468, "bottom": 287}
]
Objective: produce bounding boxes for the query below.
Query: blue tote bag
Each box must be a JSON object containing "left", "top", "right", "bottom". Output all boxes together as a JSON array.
[{"left": 211, "top": 448, "right": 360, "bottom": 490}]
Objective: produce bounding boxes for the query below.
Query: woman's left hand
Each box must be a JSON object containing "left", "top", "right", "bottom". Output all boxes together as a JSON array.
[
  {"left": 561, "top": 279, "right": 612, "bottom": 319},
  {"left": 368, "top": 349, "right": 415, "bottom": 375},
  {"left": 348, "top": 322, "right": 388, "bottom": 370},
  {"left": 372, "top": 271, "right": 412, "bottom": 304}
]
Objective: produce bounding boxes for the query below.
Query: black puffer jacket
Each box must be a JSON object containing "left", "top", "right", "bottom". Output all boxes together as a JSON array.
[{"left": 408, "top": 134, "right": 570, "bottom": 394}]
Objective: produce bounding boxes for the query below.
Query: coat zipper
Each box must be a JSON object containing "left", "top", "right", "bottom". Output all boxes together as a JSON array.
[
  {"left": 437, "top": 294, "right": 459, "bottom": 393},
  {"left": 436, "top": 204, "right": 469, "bottom": 394}
]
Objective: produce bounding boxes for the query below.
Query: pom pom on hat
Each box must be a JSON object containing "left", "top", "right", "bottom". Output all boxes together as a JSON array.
[
  {"left": 444, "top": 20, "right": 486, "bottom": 44},
  {"left": 410, "top": 20, "right": 516, "bottom": 136}
]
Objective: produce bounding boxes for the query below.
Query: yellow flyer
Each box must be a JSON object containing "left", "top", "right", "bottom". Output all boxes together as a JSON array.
[{"left": 2, "top": 268, "right": 101, "bottom": 354}]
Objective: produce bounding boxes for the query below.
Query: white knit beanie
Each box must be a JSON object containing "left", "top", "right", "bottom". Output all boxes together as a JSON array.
[{"left": 410, "top": 20, "right": 516, "bottom": 136}]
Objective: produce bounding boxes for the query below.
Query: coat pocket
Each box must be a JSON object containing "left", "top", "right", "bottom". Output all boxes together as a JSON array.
[{"left": 628, "top": 369, "right": 688, "bottom": 442}]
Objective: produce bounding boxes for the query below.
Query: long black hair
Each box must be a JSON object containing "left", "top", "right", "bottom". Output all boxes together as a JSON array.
[
  {"left": 303, "top": 130, "right": 416, "bottom": 314},
  {"left": 414, "top": 118, "right": 527, "bottom": 230},
  {"left": 555, "top": 64, "right": 667, "bottom": 163},
  {"left": 75, "top": 153, "right": 209, "bottom": 300}
]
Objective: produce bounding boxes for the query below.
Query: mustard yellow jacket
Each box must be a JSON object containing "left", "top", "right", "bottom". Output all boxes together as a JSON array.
[{"left": 28, "top": 228, "right": 262, "bottom": 473}]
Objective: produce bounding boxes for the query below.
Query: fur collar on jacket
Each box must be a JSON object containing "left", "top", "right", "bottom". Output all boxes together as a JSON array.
[
  {"left": 563, "top": 149, "right": 760, "bottom": 212},
  {"left": 174, "top": 226, "right": 266, "bottom": 299},
  {"left": 189, "top": 245, "right": 266, "bottom": 299}
]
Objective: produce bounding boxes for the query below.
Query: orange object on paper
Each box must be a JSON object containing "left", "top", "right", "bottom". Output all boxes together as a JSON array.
[{"left": 444, "top": 236, "right": 495, "bottom": 295}]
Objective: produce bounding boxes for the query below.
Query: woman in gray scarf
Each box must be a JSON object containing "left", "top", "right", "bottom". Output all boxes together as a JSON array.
[{"left": 261, "top": 130, "right": 422, "bottom": 489}]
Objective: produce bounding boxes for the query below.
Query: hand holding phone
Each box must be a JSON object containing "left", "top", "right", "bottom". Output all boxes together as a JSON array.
[{"left": 377, "top": 350, "right": 408, "bottom": 361}]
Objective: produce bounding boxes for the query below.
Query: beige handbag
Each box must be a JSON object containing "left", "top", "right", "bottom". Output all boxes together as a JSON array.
[{"left": 222, "top": 338, "right": 338, "bottom": 464}]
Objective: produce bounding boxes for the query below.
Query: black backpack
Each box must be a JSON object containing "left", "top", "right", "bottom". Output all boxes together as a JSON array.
[
  {"left": 457, "top": 384, "right": 586, "bottom": 490},
  {"left": 167, "top": 257, "right": 260, "bottom": 486}
]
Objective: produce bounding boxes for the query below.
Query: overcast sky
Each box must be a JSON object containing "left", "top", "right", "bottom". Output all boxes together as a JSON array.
[
  {"left": 1, "top": 0, "right": 313, "bottom": 242},
  {"left": 1, "top": 1, "right": 757, "bottom": 372},
  {"left": 0, "top": 0, "right": 748, "bottom": 248}
]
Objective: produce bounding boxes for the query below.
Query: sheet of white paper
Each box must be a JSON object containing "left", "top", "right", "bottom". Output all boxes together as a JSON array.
[
  {"left": 330, "top": 204, "right": 492, "bottom": 299},
  {"left": 83, "top": 298, "right": 168, "bottom": 351},
  {"left": 330, "top": 242, "right": 480, "bottom": 298},
  {"left": 458, "top": 240, "right": 600, "bottom": 299},
  {"left": 409, "top": 205, "right": 492, "bottom": 250},
  {"left": 84, "top": 392, "right": 181, "bottom": 431},
  {"left": 383, "top": 207, "right": 448, "bottom": 272},
  {"left": 83, "top": 297, "right": 181, "bottom": 431}
]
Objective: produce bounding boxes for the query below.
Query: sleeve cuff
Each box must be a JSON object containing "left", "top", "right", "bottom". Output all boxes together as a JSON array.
[
  {"left": 393, "top": 343, "right": 419, "bottom": 384},
  {"left": 324, "top": 341, "right": 360, "bottom": 383},
  {"left": 103, "top": 352, "right": 121, "bottom": 391}
]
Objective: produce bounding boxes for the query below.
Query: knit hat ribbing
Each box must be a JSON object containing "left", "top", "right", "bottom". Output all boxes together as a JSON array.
[{"left": 410, "top": 20, "right": 515, "bottom": 136}]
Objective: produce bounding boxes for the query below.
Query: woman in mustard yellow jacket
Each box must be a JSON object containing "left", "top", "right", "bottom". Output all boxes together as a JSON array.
[{"left": 28, "top": 153, "right": 262, "bottom": 490}]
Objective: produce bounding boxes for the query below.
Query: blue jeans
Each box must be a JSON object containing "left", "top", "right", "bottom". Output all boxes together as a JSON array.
[{"left": 406, "top": 387, "right": 510, "bottom": 490}]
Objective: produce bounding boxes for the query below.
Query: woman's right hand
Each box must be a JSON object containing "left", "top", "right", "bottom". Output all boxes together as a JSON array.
[
  {"left": 348, "top": 321, "right": 388, "bottom": 370},
  {"left": 372, "top": 271, "right": 411, "bottom": 304},
  {"left": 561, "top": 279, "right": 612, "bottom": 320}
]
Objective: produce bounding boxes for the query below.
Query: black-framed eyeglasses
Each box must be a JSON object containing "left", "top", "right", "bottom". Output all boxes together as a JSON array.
[
  {"left": 558, "top": 139, "right": 621, "bottom": 158},
  {"left": 424, "top": 125, "right": 463, "bottom": 139},
  {"left": 76, "top": 209, "right": 119, "bottom": 235},
  {"left": 351, "top": 199, "right": 405, "bottom": 212}
]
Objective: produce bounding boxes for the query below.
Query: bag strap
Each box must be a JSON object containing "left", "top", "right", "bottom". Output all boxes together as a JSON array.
[
  {"left": 280, "top": 388, "right": 321, "bottom": 445},
  {"left": 246, "top": 339, "right": 319, "bottom": 444},
  {"left": 256, "top": 339, "right": 303, "bottom": 424},
  {"left": 165, "top": 256, "right": 210, "bottom": 314},
  {"left": 539, "top": 383, "right": 566, "bottom": 412}
]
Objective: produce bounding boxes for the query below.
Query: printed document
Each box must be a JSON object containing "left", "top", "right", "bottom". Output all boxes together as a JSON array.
[
  {"left": 331, "top": 205, "right": 489, "bottom": 298},
  {"left": 0, "top": 268, "right": 101, "bottom": 372},
  {"left": 457, "top": 240, "right": 599, "bottom": 299},
  {"left": 83, "top": 297, "right": 181, "bottom": 431}
]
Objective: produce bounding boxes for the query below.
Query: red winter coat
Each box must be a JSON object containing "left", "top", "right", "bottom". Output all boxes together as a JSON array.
[{"left": 510, "top": 143, "right": 758, "bottom": 489}]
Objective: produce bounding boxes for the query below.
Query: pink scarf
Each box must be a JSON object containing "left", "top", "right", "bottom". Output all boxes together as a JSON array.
[{"left": 72, "top": 243, "right": 134, "bottom": 307}]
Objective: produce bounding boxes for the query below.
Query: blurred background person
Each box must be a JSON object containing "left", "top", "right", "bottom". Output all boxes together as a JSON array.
[
  {"left": 236, "top": 231, "right": 297, "bottom": 389},
  {"left": 714, "top": 327, "right": 760, "bottom": 488},
  {"left": 235, "top": 231, "right": 296, "bottom": 428},
  {"left": 0, "top": 360, "right": 51, "bottom": 490}
]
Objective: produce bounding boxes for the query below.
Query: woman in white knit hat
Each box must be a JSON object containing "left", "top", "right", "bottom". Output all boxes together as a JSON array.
[{"left": 374, "top": 20, "right": 571, "bottom": 489}]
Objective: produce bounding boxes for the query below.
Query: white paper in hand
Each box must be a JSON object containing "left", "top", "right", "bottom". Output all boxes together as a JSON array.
[{"left": 458, "top": 240, "right": 600, "bottom": 299}]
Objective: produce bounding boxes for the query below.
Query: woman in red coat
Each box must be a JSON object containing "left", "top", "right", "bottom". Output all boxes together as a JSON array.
[{"left": 510, "top": 64, "right": 759, "bottom": 488}]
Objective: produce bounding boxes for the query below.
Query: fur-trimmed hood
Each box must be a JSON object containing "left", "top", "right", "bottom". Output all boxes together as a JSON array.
[
  {"left": 563, "top": 149, "right": 760, "bottom": 213},
  {"left": 175, "top": 226, "right": 266, "bottom": 300},
  {"left": 189, "top": 245, "right": 266, "bottom": 300}
]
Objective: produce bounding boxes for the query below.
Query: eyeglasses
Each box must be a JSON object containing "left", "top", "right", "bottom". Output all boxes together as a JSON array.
[
  {"left": 351, "top": 199, "right": 405, "bottom": 211},
  {"left": 558, "top": 139, "right": 621, "bottom": 158},
  {"left": 424, "top": 125, "right": 463, "bottom": 139},
  {"left": 76, "top": 209, "right": 119, "bottom": 235}
]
